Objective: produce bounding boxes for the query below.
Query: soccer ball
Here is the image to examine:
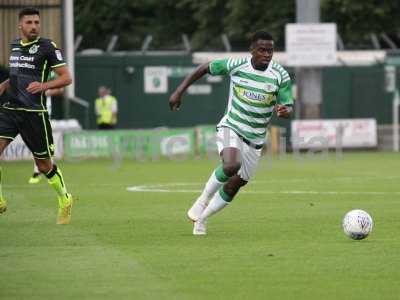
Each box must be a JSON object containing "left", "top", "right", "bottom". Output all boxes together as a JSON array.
[{"left": 342, "top": 209, "right": 373, "bottom": 240}]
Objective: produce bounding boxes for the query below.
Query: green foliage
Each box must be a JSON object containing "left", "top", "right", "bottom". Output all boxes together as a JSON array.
[
  {"left": 321, "top": 0, "right": 400, "bottom": 48},
  {"left": 74, "top": 0, "right": 294, "bottom": 51},
  {"left": 74, "top": 0, "right": 399, "bottom": 51},
  {"left": 74, "top": 0, "right": 198, "bottom": 50}
]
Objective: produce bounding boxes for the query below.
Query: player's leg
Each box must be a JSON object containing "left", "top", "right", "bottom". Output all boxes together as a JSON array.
[
  {"left": 193, "top": 175, "right": 247, "bottom": 235},
  {"left": 34, "top": 158, "right": 73, "bottom": 224},
  {"left": 0, "top": 137, "right": 13, "bottom": 214},
  {"left": 28, "top": 160, "right": 42, "bottom": 184},
  {"left": 0, "top": 108, "right": 19, "bottom": 214},
  {"left": 187, "top": 127, "right": 242, "bottom": 221},
  {"left": 35, "top": 158, "right": 68, "bottom": 201},
  {"left": 187, "top": 147, "right": 241, "bottom": 220},
  {"left": 192, "top": 146, "right": 243, "bottom": 235},
  {"left": 199, "top": 174, "right": 247, "bottom": 220},
  {"left": 194, "top": 142, "right": 262, "bottom": 235},
  {"left": 21, "top": 111, "right": 73, "bottom": 224}
]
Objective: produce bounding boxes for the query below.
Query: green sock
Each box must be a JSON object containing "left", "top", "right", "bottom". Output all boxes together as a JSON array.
[
  {"left": 219, "top": 187, "right": 234, "bottom": 202},
  {"left": 45, "top": 165, "right": 69, "bottom": 204},
  {"left": 214, "top": 165, "right": 229, "bottom": 182}
]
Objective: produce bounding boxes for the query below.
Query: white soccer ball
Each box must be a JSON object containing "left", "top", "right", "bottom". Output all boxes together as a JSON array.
[{"left": 342, "top": 209, "right": 373, "bottom": 240}]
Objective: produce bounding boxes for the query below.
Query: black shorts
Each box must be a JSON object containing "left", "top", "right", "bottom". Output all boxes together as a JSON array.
[{"left": 0, "top": 108, "right": 54, "bottom": 159}]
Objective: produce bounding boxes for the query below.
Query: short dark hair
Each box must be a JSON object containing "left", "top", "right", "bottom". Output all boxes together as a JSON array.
[
  {"left": 19, "top": 7, "right": 40, "bottom": 20},
  {"left": 251, "top": 31, "right": 273, "bottom": 44}
]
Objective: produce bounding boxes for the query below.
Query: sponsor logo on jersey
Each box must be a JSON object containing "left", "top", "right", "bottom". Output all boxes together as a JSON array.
[
  {"left": 236, "top": 87, "right": 275, "bottom": 104},
  {"left": 10, "top": 55, "right": 34, "bottom": 62},
  {"left": 29, "top": 44, "right": 39, "bottom": 54},
  {"left": 242, "top": 90, "right": 267, "bottom": 102},
  {"left": 9, "top": 62, "right": 35, "bottom": 69}
]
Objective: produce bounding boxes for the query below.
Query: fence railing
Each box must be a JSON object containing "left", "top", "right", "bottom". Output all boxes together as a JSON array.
[{"left": 66, "top": 96, "right": 90, "bottom": 129}]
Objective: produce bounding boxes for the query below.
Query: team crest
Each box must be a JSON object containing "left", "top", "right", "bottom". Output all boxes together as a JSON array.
[{"left": 29, "top": 44, "right": 39, "bottom": 54}]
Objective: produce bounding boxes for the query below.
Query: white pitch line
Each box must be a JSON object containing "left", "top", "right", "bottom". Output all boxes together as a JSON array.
[{"left": 126, "top": 183, "right": 400, "bottom": 195}]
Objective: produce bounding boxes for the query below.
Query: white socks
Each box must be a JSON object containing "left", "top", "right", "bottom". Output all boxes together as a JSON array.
[
  {"left": 198, "top": 171, "right": 225, "bottom": 205},
  {"left": 33, "top": 162, "right": 39, "bottom": 174},
  {"left": 199, "top": 189, "right": 230, "bottom": 221}
]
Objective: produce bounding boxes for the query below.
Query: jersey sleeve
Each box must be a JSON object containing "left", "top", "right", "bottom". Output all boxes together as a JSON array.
[
  {"left": 209, "top": 59, "right": 230, "bottom": 75},
  {"left": 209, "top": 57, "right": 247, "bottom": 76},
  {"left": 46, "top": 41, "right": 66, "bottom": 68},
  {"left": 277, "top": 74, "right": 294, "bottom": 106}
]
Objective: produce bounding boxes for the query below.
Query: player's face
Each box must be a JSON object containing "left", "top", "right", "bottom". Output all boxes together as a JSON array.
[
  {"left": 19, "top": 14, "right": 40, "bottom": 41},
  {"left": 251, "top": 39, "right": 274, "bottom": 69}
]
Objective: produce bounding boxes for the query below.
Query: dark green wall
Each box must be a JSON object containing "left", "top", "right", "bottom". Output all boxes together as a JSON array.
[
  {"left": 322, "top": 65, "right": 393, "bottom": 123},
  {"left": 74, "top": 54, "right": 229, "bottom": 129},
  {"left": 72, "top": 54, "right": 395, "bottom": 129}
]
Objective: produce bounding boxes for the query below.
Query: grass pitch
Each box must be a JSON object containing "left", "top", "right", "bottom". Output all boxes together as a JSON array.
[{"left": 1, "top": 152, "right": 400, "bottom": 299}]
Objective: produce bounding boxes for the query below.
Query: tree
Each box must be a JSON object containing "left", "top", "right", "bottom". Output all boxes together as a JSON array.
[
  {"left": 74, "top": 0, "right": 400, "bottom": 52},
  {"left": 321, "top": 0, "right": 400, "bottom": 49}
]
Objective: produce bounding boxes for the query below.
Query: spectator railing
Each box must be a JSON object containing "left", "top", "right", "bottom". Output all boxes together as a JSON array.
[{"left": 66, "top": 96, "right": 90, "bottom": 129}]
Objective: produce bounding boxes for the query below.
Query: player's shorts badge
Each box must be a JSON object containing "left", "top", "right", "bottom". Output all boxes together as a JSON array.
[{"left": 29, "top": 45, "right": 39, "bottom": 54}]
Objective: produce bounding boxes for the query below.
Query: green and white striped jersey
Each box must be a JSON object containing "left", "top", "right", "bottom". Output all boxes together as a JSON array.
[{"left": 209, "top": 57, "right": 293, "bottom": 146}]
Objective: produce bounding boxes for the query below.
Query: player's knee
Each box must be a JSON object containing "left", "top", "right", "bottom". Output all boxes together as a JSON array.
[
  {"left": 223, "top": 161, "right": 241, "bottom": 177},
  {"left": 37, "top": 165, "right": 51, "bottom": 174},
  {"left": 224, "top": 177, "right": 247, "bottom": 197}
]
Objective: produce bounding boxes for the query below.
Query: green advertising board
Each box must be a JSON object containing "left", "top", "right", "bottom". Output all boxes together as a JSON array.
[{"left": 64, "top": 128, "right": 197, "bottom": 160}]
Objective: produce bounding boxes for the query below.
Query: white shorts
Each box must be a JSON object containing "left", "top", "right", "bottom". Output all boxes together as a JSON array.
[{"left": 215, "top": 127, "right": 262, "bottom": 181}]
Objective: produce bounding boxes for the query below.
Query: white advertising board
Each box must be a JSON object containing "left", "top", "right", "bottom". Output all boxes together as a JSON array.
[
  {"left": 291, "top": 119, "right": 377, "bottom": 149},
  {"left": 286, "top": 23, "right": 337, "bottom": 66},
  {"left": 144, "top": 66, "right": 168, "bottom": 93}
]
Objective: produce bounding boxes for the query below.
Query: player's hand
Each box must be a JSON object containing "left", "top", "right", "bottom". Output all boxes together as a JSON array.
[
  {"left": 276, "top": 105, "right": 293, "bottom": 118},
  {"left": 169, "top": 91, "right": 182, "bottom": 111},
  {"left": 0, "top": 85, "right": 5, "bottom": 96},
  {"left": 26, "top": 82, "right": 48, "bottom": 94},
  {"left": 0, "top": 80, "right": 10, "bottom": 96}
]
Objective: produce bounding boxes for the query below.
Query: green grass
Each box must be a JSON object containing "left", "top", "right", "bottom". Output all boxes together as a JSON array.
[{"left": 1, "top": 152, "right": 400, "bottom": 299}]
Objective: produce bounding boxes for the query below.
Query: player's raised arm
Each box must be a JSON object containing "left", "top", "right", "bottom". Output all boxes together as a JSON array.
[
  {"left": 169, "top": 62, "right": 210, "bottom": 111},
  {"left": 276, "top": 72, "right": 294, "bottom": 119}
]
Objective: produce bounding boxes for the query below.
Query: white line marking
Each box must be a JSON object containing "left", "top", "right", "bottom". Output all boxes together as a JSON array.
[{"left": 126, "top": 183, "right": 400, "bottom": 195}]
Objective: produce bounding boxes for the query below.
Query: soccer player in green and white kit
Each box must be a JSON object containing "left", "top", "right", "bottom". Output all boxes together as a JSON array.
[
  {"left": 0, "top": 7, "right": 74, "bottom": 224},
  {"left": 169, "top": 31, "right": 293, "bottom": 235}
]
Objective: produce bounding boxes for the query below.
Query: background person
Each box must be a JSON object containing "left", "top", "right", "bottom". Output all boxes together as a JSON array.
[{"left": 95, "top": 86, "right": 118, "bottom": 129}]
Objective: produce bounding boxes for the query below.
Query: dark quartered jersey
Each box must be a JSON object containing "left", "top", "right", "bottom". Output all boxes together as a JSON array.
[{"left": 5, "top": 37, "right": 66, "bottom": 111}]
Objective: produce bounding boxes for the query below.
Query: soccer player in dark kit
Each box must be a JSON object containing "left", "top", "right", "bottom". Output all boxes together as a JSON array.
[{"left": 0, "top": 7, "right": 74, "bottom": 224}]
